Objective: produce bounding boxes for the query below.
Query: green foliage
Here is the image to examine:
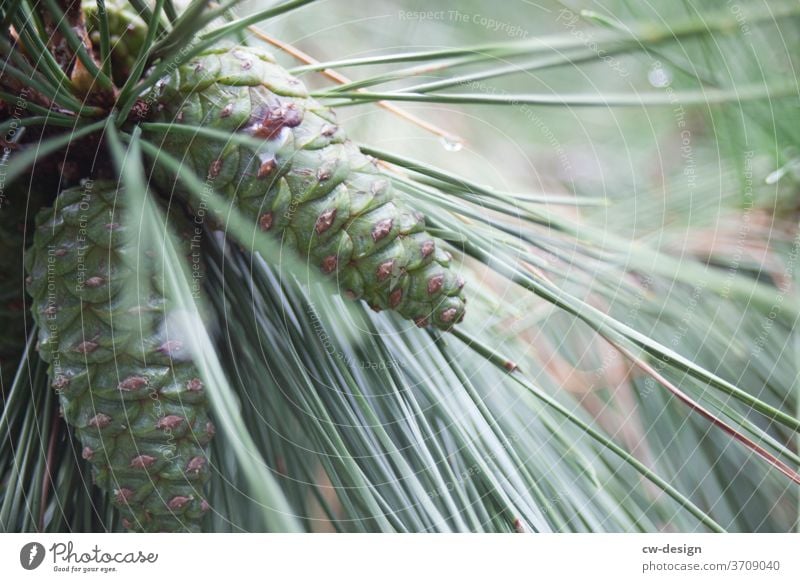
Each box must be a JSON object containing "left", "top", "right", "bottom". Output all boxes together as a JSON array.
[{"left": 0, "top": 0, "right": 797, "bottom": 533}]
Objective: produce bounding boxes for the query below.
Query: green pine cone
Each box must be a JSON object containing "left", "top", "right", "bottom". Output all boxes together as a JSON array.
[
  {"left": 146, "top": 45, "right": 466, "bottom": 330},
  {"left": 82, "top": 0, "right": 147, "bottom": 80},
  {"left": 25, "top": 180, "right": 213, "bottom": 532}
]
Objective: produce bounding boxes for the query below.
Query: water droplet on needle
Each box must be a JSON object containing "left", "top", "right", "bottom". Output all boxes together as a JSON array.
[
  {"left": 440, "top": 136, "right": 463, "bottom": 152},
  {"left": 648, "top": 65, "right": 672, "bottom": 88}
]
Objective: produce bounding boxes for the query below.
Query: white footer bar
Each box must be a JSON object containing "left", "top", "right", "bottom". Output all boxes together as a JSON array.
[{"left": 2, "top": 533, "right": 797, "bottom": 581}]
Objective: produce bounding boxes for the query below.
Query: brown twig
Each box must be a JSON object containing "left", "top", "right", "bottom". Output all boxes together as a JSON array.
[
  {"left": 612, "top": 341, "right": 800, "bottom": 485},
  {"left": 246, "top": 26, "right": 464, "bottom": 147}
]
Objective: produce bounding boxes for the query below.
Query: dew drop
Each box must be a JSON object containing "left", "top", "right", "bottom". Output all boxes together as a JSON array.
[
  {"left": 440, "top": 136, "right": 463, "bottom": 152},
  {"left": 766, "top": 158, "right": 800, "bottom": 184},
  {"left": 765, "top": 168, "right": 785, "bottom": 185},
  {"left": 648, "top": 65, "right": 672, "bottom": 88}
]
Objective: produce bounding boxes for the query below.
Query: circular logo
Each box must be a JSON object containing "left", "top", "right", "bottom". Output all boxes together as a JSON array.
[{"left": 19, "top": 542, "right": 46, "bottom": 570}]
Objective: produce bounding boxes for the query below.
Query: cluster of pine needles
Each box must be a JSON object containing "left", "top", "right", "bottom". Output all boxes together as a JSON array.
[{"left": 0, "top": 0, "right": 798, "bottom": 532}]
